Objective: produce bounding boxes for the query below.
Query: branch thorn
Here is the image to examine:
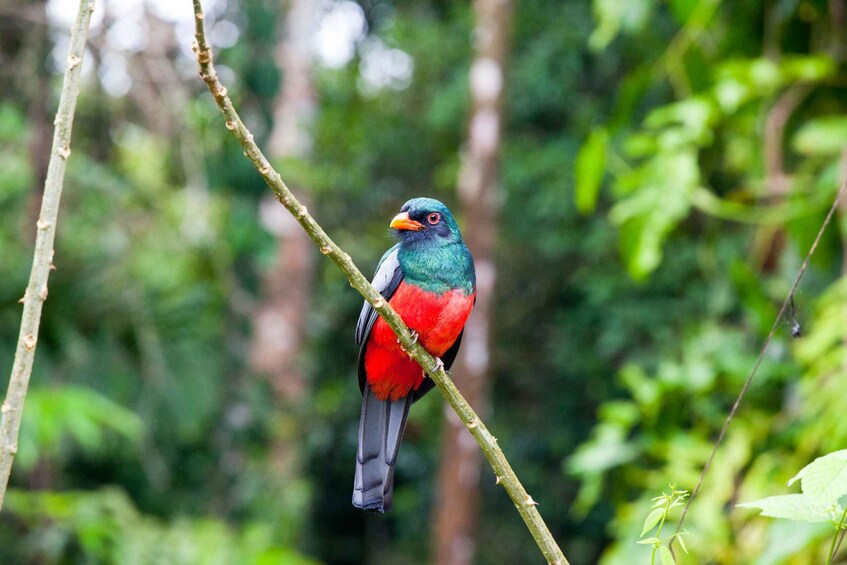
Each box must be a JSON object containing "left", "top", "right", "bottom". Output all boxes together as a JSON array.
[{"left": 23, "top": 333, "right": 37, "bottom": 351}]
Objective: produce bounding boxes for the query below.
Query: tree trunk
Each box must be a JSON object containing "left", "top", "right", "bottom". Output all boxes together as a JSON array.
[
  {"left": 135, "top": 10, "right": 213, "bottom": 242},
  {"left": 248, "top": 0, "right": 318, "bottom": 507},
  {"left": 433, "top": 1, "right": 511, "bottom": 564},
  {"left": 11, "top": 1, "right": 53, "bottom": 242}
]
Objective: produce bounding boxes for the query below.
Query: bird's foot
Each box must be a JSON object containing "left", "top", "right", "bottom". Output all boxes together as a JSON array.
[
  {"left": 397, "top": 330, "right": 419, "bottom": 356},
  {"left": 432, "top": 357, "right": 444, "bottom": 373}
]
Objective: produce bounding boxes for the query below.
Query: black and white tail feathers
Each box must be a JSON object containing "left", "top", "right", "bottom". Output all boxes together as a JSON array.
[{"left": 352, "top": 385, "right": 413, "bottom": 512}]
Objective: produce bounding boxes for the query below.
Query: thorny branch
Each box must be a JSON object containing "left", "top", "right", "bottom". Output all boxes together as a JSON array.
[
  {"left": 190, "top": 1, "right": 568, "bottom": 563},
  {"left": 0, "top": 0, "right": 96, "bottom": 510}
]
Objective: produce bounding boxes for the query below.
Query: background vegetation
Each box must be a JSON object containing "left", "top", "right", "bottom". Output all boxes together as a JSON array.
[{"left": 1, "top": 0, "right": 846, "bottom": 563}]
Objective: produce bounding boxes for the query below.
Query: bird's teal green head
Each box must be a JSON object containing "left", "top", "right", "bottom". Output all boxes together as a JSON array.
[
  {"left": 389, "top": 197, "right": 475, "bottom": 295},
  {"left": 389, "top": 197, "right": 464, "bottom": 248}
]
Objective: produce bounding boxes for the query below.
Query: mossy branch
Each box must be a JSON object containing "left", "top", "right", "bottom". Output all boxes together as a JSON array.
[
  {"left": 190, "top": 2, "right": 568, "bottom": 563},
  {"left": 0, "top": 0, "right": 96, "bottom": 511}
]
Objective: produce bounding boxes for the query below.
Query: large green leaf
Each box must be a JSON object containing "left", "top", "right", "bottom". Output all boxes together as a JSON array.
[
  {"left": 788, "top": 450, "right": 847, "bottom": 505},
  {"left": 738, "top": 494, "right": 832, "bottom": 523}
]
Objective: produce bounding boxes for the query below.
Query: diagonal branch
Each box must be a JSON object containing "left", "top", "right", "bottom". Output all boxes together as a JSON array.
[
  {"left": 0, "top": 0, "right": 96, "bottom": 511},
  {"left": 190, "top": 1, "right": 568, "bottom": 563}
]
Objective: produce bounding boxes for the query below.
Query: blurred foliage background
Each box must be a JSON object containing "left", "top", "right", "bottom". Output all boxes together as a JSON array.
[{"left": 1, "top": 0, "right": 846, "bottom": 563}]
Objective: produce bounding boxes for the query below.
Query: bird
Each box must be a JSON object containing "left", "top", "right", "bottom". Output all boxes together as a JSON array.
[{"left": 353, "top": 197, "right": 476, "bottom": 513}]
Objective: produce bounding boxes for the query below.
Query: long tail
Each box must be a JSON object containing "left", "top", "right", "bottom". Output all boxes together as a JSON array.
[{"left": 352, "top": 385, "right": 413, "bottom": 512}]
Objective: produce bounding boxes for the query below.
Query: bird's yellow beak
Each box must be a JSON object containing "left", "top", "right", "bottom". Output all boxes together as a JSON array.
[{"left": 390, "top": 211, "right": 424, "bottom": 231}]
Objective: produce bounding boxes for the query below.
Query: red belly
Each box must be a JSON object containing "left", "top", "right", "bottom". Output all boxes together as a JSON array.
[{"left": 364, "top": 281, "right": 475, "bottom": 401}]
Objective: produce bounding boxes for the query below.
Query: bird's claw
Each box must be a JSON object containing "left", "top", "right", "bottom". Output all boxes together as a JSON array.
[
  {"left": 432, "top": 357, "right": 444, "bottom": 373},
  {"left": 397, "top": 330, "right": 419, "bottom": 357}
]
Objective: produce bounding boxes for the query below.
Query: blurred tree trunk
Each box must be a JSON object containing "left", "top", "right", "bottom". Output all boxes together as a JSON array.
[
  {"left": 838, "top": 1, "right": 847, "bottom": 277},
  {"left": 433, "top": 1, "right": 511, "bottom": 564},
  {"left": 754, "top": 5, "right": 802, "bottom": 274},
  {"left": 4, "top": 1, "right": 53, "bottom": 241},
  {"left": 136, "top": 10, "right": 212, "bottom": 242},
  {"left": 841, "top": 154, "right": 847, "bottom": 277},
  {"left": 248, "top": 0, "right": 318, "bottom": 514}
]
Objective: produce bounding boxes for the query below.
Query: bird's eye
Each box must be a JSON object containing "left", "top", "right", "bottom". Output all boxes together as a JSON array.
[{"left": 427, "top": 212, "right": 441, "bottom": 225}]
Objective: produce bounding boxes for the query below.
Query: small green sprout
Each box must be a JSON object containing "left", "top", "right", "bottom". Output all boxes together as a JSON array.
[{"left": 637, "top": 484, "right": 690, "bottom": 565}]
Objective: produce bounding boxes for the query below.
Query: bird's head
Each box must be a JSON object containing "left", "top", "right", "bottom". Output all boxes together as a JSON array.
[{"left": 389, "top": 197, "right": 463, "bottom": 247}]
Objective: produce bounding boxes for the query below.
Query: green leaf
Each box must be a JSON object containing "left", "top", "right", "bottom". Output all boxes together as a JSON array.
[
  {"left": 574, "top": 127, "right": 608, "bottom": 214},
  {"left": 643, "top": 97, "right": 716, "bottom": 140},
  {"left": 675, "top": 533, "right": 688, "bottom": 554},
  {"left": 610, "top": 149, "right": 698, "bottom": 279},
  {"left": 589, "top": 0, "right": 654, "bottom": 51},
  {"left": 637, "top": 537, "right": 661, "bottom": 545},
  {"left": 788, "top": 450, "right": 847, "bottom": 505},
  {"left": 567, "top": 425, "right": 639, "bottom": 475},
  {"left": 642, "top": 507, "right": 665, "bottom": 536},
  {"left": 738, "top": 494, "right": 831, "bottom": 522},
  {"left": 659, "top": 545, "right": 675, "bottom": 565},
  {"left": 780, "top": 55, "right": 837, "bottom": 82},
  {"left": 792, "top": 116, "right": 847, "bottom": 156},
  {"left": 18, "top": 386, "right": 143, "bottom": 471}
]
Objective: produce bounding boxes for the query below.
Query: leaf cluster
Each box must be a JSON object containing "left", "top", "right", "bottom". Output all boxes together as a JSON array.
[
  {"left": 637, "top": 485, "right": 689, "bottom": 565},
  {"left": 740, "top": 450, "right": 847, "bottom": 526}
]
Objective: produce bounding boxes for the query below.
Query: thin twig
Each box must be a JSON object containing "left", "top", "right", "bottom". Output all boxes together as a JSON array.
[
  {"left": 0, "top": 0, "right": 96, "bottom": 510},
  {"left": 189, "top": 2, "right": 568, "bottom": 563},
  {"left": 827, "top": 504, "right": 847, "bottom": 565},
  {"left": 833, "top": 527, "right": 847, "bottom": 560},
  {"left": 671, "top": 177, "right": 847, "bottom": 545}
]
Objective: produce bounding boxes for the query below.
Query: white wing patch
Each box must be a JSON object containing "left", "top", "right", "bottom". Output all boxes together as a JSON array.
[{"left": 355, "top": 246, "right": 401, "bottom": 345}]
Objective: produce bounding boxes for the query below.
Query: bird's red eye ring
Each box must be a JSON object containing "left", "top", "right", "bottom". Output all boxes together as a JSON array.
[{"left": 427, "top": 212, "right": 441, "bottom": 225}]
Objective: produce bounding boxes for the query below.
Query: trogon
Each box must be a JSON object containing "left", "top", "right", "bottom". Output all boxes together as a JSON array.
[{"left": 353, "top": 197, "right": 476, "bottom": 512}]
